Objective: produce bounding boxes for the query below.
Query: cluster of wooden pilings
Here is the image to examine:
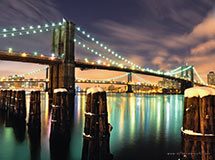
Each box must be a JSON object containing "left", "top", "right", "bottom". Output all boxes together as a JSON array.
[
  {"left": 81, "top": 88, "right": 113, "bottom": 160},
  {"left": 0, "top": 90, "right": 26, "bottom": 118}
]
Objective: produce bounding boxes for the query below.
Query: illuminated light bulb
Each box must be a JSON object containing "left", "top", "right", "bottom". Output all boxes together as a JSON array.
[
  {"left": 19, "top": 32, "right": 22, "bottom": 35},
  {"left": 52, "top": 23, "right": 56, "bottom": 26},
  {"left": 78, "top": 42, "right": 81, "bottom": 45},
  {"left": 87, "top": 34, "right": 90, "bottom": 38},
  {"left": 87, "top": 47, "right": 90, "bottom": 50},
  {"left": 82, "top": 31, "right": 85, "bottom": 34},
  {"left": 11, "top": 33, "right": 15, "bottom": 36},
  {"left": 39, "top": 29, "right": 43, "bottom": 32},
  {"left": 95, "top": 52, "right": 98, "bottom": 55},
  {"left": 26, "top": 31, "right": 29, "bottom": 34},
  {"left": 3, "top": 34, "right": 7, "bottom": 37},
  {"left": 104, "top": 46, "right": 107, "bottom": 50},
  {"left": 33, "top": 52, "right": 38, "bottom": 56},
  {"left": 45, "top": 24, "right": 49, "bottom": 27},
  {"left": 96, "top": 41, "right": 99, "bottom": 44},
  {"left": 12, "top": 28, "right": 16, "bottom": 31},
  {"left": 106, "top": 58, "right": 109, "bottom": 60},
  {"left": 45, "top": 29, "right": 49, "bottom": 31},
  {"left": 21, "top": 53, "right": 27, "bottom": 57},
  {"left": 3, "top": 29, "right": 7, "bottom": 32},
  {"left": 100, "top": 44, "right": 103, "bottom": 47},
  {"left": 37, "top": 25, "right": 41, "bottom": 28},
  {"left": 83, "top": 44, "right": 86, "bottom": 48},
  {"left": 73, "top": 39, "right": 77, "bottom": 42},
  {"left": 115, "top": 54, "right": 118, "bottom": 57},
  {"left": 91, "top": 38, "right": 95, "bottom": 41},
  {"left": 8, "top": 48, "right": 13, "bottom": 53},
  {"left": 29, "top": 26, "right": 34, "bottom": 29},
  {"left": 111, "top": 51, "right": 114, "bottom": 54},
  {"left": 76, "top": 27, "right": 80, "bottom": 31},
  {"left": 58, "top": 22, "right": 62, "bottom": 25},
  {"left": 91, "top": 49, "right": 94, "bottom": 52},
  {"left": 99, "top": 54, "right": 102, "bottom": 57},
  {"left": 97, "top": 60, "right": 101, "bottom": 64},
  {"left": 33, "top": 30, "right": 37, "bottom": 34}
]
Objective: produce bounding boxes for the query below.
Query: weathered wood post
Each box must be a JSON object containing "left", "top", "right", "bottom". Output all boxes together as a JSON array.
[
  {"left": 14, "top": 90, "right": 26, "bottom": 118},
  {"left": 5, "top": 90, "right": 12, "bottom": 110},
  {"left": 182, "top": 86, "right": 215, "bottom": 136},
  {"left": 10, "top": 91, "right": 17, "bottom": 113},
  {"left": 1, "top": 90, "right": 7, "bottom": 110},
  {"left": 82, "top": 87, "right": 113, "bottom": 160},
  {"left": 27, "top": 91, "right": 41, "bottom": 160},
  {"left": 28, "top": 91, "right": 41, "bottom": 126},
  {"left": 49, "top": 88, "right": 72, "bottom": 160},
  {"left": 0, "top": 90, "right": 3, "bottom": 110}
]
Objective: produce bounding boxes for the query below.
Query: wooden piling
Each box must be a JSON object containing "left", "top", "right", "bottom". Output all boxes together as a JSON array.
[
  {"left": 182, "top": 87, "right": 215, "bottom": 136},
  {"left": 14, "top": 90, "right": 26, "bottom": 118},
  {"left": 28, "top": 91, "right": 41, "bottom": 126},
  {"left": 10, "top": 91, "right": 17, "bottom": 113},
  {"left": 82, "top": 87, "right": 113, "bottom": 160},
  {"left": 51, "top": 88, "right": 69, "bottom": 130}
]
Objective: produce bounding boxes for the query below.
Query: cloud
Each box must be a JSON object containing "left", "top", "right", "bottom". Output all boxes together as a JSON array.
[
  {"left": 0, "top": 0, "right": 62, "bottom": 26},
  {"left": 190, "top": 10, "right": 215, "bottom": 38},
  {"left": 191, "top": 40, "right": 215, "bottom": 55}
]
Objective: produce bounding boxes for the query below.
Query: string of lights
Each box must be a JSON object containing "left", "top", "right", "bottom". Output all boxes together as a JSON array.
[
  {"left": 75, "top": 27, "right": 142, "bottom": 70},
  {"left": 0, "top": 21, "right": 63, "bottom": 38}
]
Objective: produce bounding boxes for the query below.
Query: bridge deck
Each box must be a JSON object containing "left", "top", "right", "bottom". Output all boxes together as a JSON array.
[{"left": 0, "top": 51, "right": 61, "bottom": 65}]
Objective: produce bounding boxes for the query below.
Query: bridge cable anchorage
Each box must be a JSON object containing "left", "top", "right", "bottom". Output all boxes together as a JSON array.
[
  {"left": 193, "top": 67, "right": 206, "bottom": 85},
  {"left": 0, "top": 21, "right": 64, "bottom": 38},
  {"left": 75, "top": 26, "right": 142, "bottom": 70}
]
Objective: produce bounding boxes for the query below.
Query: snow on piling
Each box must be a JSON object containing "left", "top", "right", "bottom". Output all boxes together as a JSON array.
[{"left": 182, "top": 86, "right": 215, "bottom": 136}]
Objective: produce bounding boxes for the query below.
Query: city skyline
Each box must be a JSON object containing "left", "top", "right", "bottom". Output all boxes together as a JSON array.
[{"left": 0, "top": 0, "right": 214, "bottom": 82}]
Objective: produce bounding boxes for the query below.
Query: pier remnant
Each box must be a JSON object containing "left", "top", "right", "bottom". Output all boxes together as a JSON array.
[
  {"left": 182, "top": 86, "right": 215, "bottom": 136},
  {"left": 82, "top": 87, "right": 113, "bottom": 160}
]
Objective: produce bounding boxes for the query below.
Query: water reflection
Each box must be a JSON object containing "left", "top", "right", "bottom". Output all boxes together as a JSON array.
[
  {"left": 28, "top": 124, "right": 41, "bottom": 160},
  {"left": 181, "top": 135, "right": 215, "bottom": 160},
  {"left": 0, "top": 93, "right": 187, "bottom": 160}
]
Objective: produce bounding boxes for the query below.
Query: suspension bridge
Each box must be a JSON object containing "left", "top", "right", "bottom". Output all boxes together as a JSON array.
[{"left": 0, "top": 19, "right": 210, "bottom": 96}]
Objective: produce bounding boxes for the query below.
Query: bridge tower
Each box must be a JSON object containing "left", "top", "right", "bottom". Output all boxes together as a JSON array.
[
  {"left": 180, "top": 66, "right": 194, "bottom": 93},
  {"left": 126, "top": 72, "right": 133, "bottom": 93},
  {"left": 49, "top": 20, "right": 75, "bottom": 101}
]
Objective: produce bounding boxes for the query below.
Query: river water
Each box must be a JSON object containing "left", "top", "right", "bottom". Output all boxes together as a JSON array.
[{"left": 0, "top": 93, "right": 211, "bottom": 160}]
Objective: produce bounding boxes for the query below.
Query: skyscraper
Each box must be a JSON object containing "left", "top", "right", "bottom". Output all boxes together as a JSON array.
[{"left": 207, "top": 71, "right": 215, "bottom": 85}]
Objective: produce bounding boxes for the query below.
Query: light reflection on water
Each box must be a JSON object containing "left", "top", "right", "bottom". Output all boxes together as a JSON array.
[{"left": 0, "top": 93, "right": 185, "bottom": 160}]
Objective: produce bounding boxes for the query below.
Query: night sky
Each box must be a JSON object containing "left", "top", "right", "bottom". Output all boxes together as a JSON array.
[{"left": 0, "top": 0, "right": 214, "bottom": 81}]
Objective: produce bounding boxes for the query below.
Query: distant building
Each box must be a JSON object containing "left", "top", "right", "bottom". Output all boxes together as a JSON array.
[
  {"left": 207, "top": 71, "right": 215, "bottom": 85},
  {"left": 158, "top": 78, "right": 180, "bottom": 89}
]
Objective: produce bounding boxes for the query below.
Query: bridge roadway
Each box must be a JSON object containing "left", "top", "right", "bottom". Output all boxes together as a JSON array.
[
  {"left": 0, "top": 50, "right": 188, "bottom": 83},
  {"left": 0, "top": 50, "right": 61, "bottom": 65},
  {"left": 0, "top": 78, "right": 157, "bottom": 87}
]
